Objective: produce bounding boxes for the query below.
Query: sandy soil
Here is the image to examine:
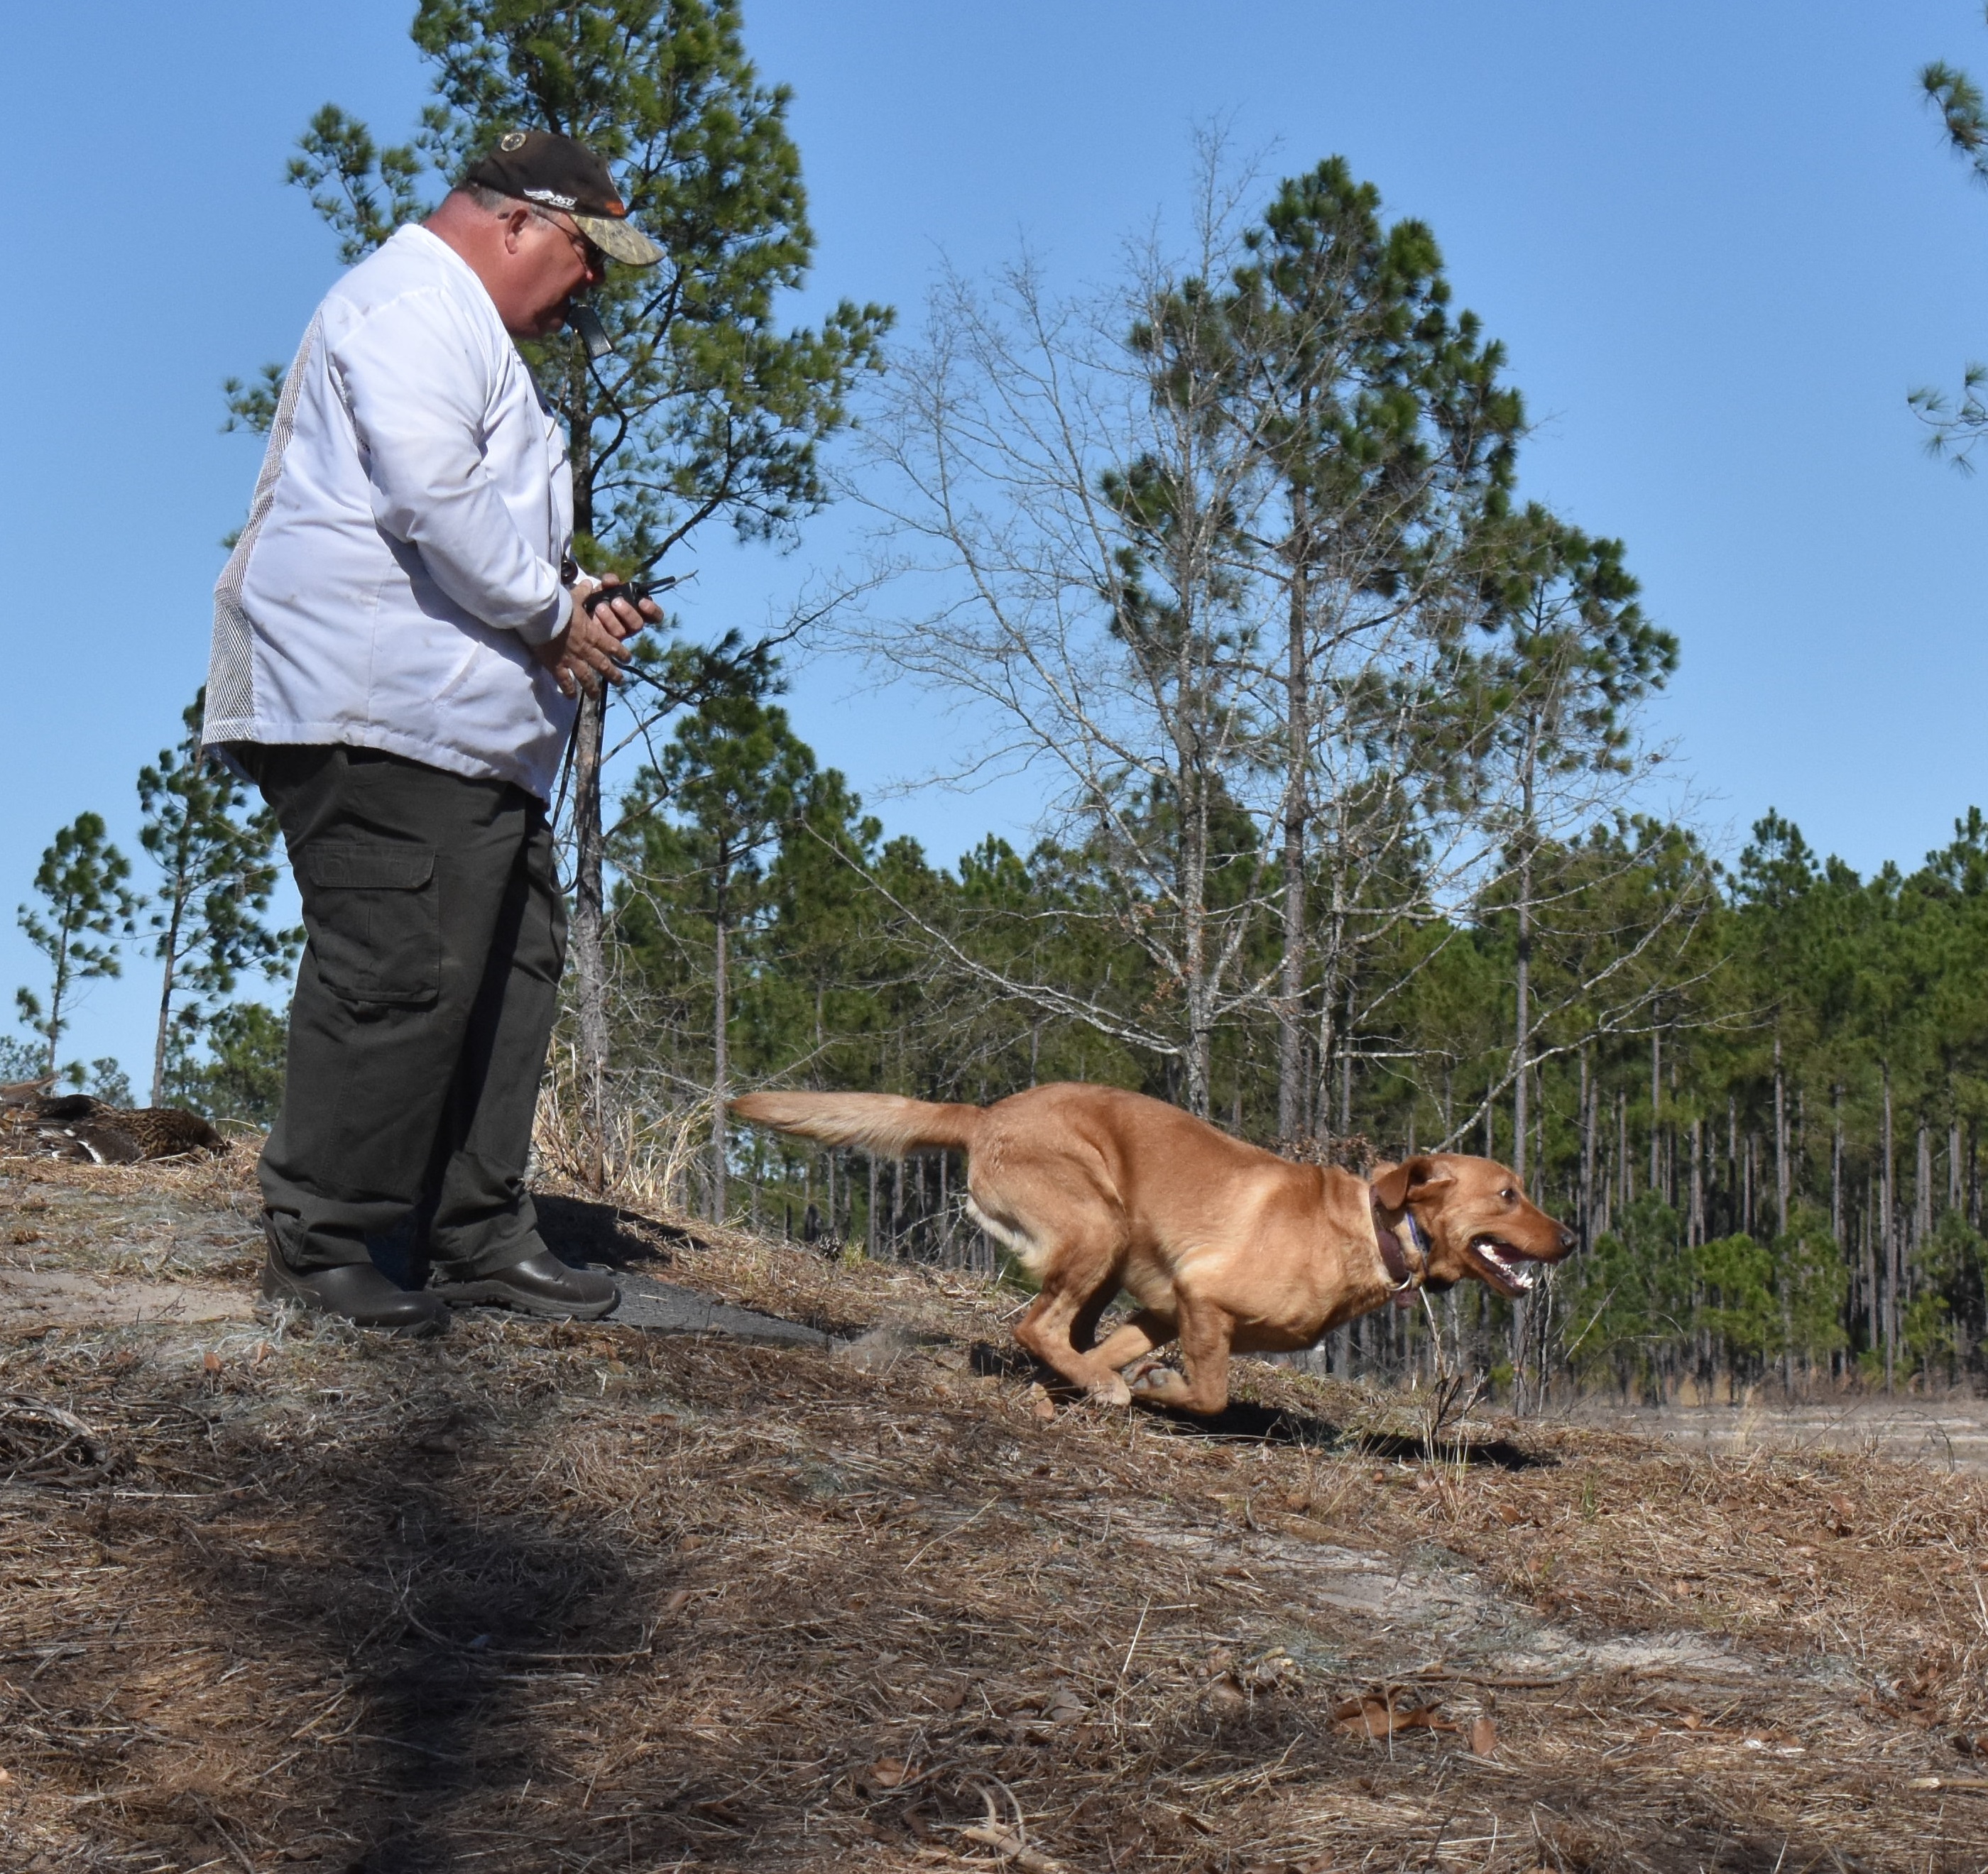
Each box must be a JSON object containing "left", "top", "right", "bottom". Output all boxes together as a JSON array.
[{"left": 1563, "top": 1396, "right": 1988, "bottom": 1472}]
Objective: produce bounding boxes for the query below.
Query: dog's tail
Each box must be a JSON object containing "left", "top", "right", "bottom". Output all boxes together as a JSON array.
[{"left": 729, "top": 1090, "right": 982, "bottom": 1156}]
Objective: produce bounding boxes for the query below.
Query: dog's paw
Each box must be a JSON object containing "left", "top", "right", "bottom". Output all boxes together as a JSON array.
[
  {"left": 1091, "top": 1373, "right": 1135, "bottom": 1408},
  {"left": 1127, "top": 1359, "right": 1183, "bottom": 1398}
]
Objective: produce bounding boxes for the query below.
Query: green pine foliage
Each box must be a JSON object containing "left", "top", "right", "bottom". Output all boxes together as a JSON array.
[
  {"left": 1913, "top": 24, "right": 1988, "bottom": 464},
  {"left": 137, "top": 691, "right": 298, "bottom": 1107},
  {"left": 1562, "top": 1195, "right": 1695, "bottom": 1401},
  {"left": 165, "top": 1002, "right": 289, "bottom": 1129},
  {"left": 13, "top": 813, "right": 137, "bottom": 1086}
]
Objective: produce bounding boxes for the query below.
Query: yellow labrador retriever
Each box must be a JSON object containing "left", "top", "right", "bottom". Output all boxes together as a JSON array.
[{"left": 731, "top": 1081, "right": 1573, "bottom": 1413}]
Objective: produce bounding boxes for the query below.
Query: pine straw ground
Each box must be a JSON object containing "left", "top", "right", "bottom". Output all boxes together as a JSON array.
[{"left": 3, "top": 1154, "right": 1988, "bottom": 1872}]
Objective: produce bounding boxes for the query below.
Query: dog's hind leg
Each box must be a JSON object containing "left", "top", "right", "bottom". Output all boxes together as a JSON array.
[{"left": 1125, "top": 1293, "right": 1234, "bottom": 1415}]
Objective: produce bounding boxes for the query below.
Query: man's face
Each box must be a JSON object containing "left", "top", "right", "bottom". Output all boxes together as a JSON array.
[{"left": 494, "top": 205, "right": 605, "bottom": 341}]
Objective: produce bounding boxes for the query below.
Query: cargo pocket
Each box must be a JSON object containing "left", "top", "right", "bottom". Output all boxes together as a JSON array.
[{"left": 301, "top": 843, "right": 440, "bottom": 1007}]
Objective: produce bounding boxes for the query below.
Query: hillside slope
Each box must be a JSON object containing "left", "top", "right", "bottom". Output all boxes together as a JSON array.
[{"left": 1, "top": 1151, "right": 1985, "bottom": 1872}]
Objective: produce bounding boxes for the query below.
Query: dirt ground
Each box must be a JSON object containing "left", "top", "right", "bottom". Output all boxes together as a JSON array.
[{"left": 4, "top": 1152, "right": 1988, "bottom": 1873}]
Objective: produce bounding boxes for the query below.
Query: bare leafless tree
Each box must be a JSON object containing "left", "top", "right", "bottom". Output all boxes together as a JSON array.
[{"left": 841, "top": 163, "right": 1288, "bottom": 1113}]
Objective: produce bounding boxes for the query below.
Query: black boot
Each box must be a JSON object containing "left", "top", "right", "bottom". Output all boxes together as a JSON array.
[
  {"left": 261, "top": 1253, "right": 450, "bottom": 1336},
  {"left": 430, "top": 1251, "right": 619, "bottom": 1320}
]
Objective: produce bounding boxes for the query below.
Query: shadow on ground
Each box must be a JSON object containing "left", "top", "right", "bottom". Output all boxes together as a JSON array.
[
  {"left": 533, "top": 1193, "right": 678, "bottom": 1271},
  {"left": 360, "top": 1194, "right": 677, "bottom": 1295},
  {"left": 964, "top": 1340, "right": 1552, "bottom": 1467},
  {"left": 38, "top": 1356, "right": 753, "bottom": 1872}
]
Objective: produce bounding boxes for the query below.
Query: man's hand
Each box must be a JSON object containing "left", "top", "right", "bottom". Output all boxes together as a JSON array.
[{"left": 534, "top": 576, "right": 664, "bottom": 697}]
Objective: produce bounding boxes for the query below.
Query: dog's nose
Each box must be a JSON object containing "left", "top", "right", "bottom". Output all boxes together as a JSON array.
[{"left": 1557, "top": 1224, "right": 1575, "bottom": 1254}]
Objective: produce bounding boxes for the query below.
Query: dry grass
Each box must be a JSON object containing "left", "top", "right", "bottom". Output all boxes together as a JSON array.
[{"left": 1, "top": 1151, "right": 1987, "bottom": 1871}]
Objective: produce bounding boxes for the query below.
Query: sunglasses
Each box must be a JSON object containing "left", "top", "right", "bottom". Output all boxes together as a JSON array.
[{"left": 525, "top": 203, "right": 607, "bottom": 277}]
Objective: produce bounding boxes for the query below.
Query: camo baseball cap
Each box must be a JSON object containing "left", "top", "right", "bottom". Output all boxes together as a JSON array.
[{"left": 464, "top": 128, "right": 663, "bottom": 268}]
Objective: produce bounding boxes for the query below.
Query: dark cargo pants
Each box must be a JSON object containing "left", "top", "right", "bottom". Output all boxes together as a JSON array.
[{"left": 245, "top": 745, "right": 566, "bottom": 1277}]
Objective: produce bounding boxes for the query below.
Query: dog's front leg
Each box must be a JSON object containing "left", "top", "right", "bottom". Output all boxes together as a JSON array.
[{"left": 1126, "top": 1297, "right": 1233, "bottom": 1415}]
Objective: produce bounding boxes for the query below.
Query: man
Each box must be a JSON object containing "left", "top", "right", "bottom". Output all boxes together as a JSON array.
[{"left": 204, "top": 131, "right": 666, "bottom": 1335}]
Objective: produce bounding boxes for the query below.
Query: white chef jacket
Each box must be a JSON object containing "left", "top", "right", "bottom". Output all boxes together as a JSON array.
[{"left": 204, "top": 224, "right": 580, "bottom": 801}]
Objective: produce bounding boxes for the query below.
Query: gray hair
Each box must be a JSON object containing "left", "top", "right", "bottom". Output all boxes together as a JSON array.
[
  {"left": 457, "top": 183, "right": 581, "bottom": 251},
  {"left": 459, "top": 181, "right": 523, "bottom": 217}
]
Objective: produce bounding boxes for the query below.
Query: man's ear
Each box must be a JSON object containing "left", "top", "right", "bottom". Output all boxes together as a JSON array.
[{"left": 1372, "top": 1156, "right": 1454, "bottom": 1211}]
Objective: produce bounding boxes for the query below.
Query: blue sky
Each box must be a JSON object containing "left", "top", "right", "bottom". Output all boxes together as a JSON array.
[{"left": 4, "top": 0, "right": 1988, "bottom": 1083}]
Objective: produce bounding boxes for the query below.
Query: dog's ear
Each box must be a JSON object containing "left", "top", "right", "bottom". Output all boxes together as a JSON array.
[{"left": 1372, "top": 1155, "right": 1454, "bottom": 1211}]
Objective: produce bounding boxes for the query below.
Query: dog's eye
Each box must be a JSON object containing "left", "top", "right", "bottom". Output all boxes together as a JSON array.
[{"left": 1500, "top": 1188, "right": 1515, "bottom": 1201}]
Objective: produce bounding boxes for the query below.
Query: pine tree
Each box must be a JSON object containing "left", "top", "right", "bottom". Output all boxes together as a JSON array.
[
  {"left": 1216, "top": 156, "right": 1526, "bottom": 1134},
  {"left": 1913, "top": 33, "right": 1988, "bottom": 463},
  {"left": 137, "top": 690, "right": 298, "bottom": 1107},
  {"left": 15, "top": 813, "right": 138, "bottom": 1083},
  {"left": 168, "top": 1002, "right": 290, "bottom": 1127},
  {"left": 1468, "top": 506, "right": 1677, "bottom": 1190},
  {"left": 230, "top": 0, "right": 890, "bottom": 1183},
  {"left": 626, "top": 688, "right": 814, "bottom": 1217}
]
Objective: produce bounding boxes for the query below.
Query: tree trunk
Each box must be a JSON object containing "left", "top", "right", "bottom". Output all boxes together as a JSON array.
[
  {"left": 1277, "top": 507, "right": 1311, "bottom": 1140},
  {"left": 1179, "top": 759, "right": 1216, "bottom": 1118},
  {"left": 1649, "top": 1028, "right": 1661, "bottom": 1192},
  {"left": 1620, "top": 1090, "right": 1631, "bottom": 1207},
  {"left": 1882, "top": 1062, "right": 1896, "bottom": 1391},
  {"left": 1689, "top": 1118, "right": 1704, "bottom": 1246},
  {"left": 1774, "top": 1036, "right": 1788, "bottom": 1237},
  {"left": 1726, "top": 1095, "right": 1737, "bottom": 1229},
  {"left": 150, "top": 885, "right": 187, "bottom": 1107},
  {"left": 1164, "top": 478, "right": 1218, "bottom": 1120},
  {"left": 1167, "top": 755, "right": 1213, "bottom": 1119},
  {"left": 561, "top": 394, "right": 611, "bottom": 1190},
  {"left": 709, "top": 870, "right": 729, "bottom": 1224},
  {"left": 1972, "top": 1119, "right": 1981, "bottom": 1229},
  {"left": 1313, "top": 906, "right": 1343, "bottom": 1141},
  {"left": 1578, "top": 1050, "right": 1594, "bottom": 1246},
  {"left": 1338, "top": 975, "right": 1353, "bottom": 1136},
  {"left": 1511, "top": 772, "right": 1533, "bottom": 1408},
  {"left": 42, "top": 914, "right": 75, "bottom": 1080},
  {"left": 1862, "top": 1178, "right": 1878, "bottom": 1361},
  {"left": 570, "top": 689, "right": 609, "bottom": 1190},
  {"left": 1514, "top": 813, "right": 1533, "bottom": 1184},
  {"left": 1831, "top": 1085, "right": 1843, "bottom": 1249},
  {"left": 1916, "top": 1120, "right": 1933, "bottom": 1251}
]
